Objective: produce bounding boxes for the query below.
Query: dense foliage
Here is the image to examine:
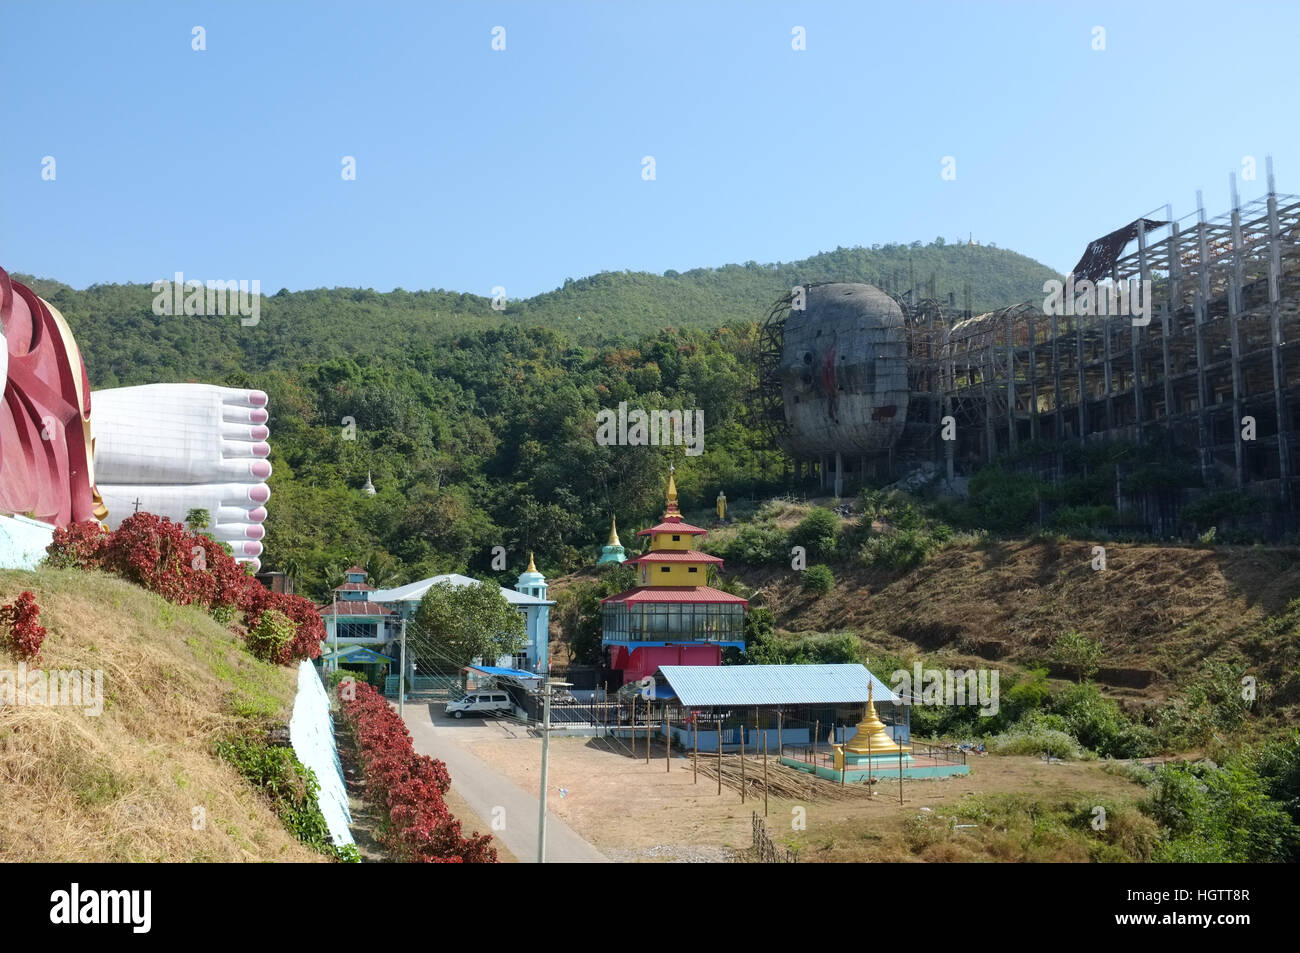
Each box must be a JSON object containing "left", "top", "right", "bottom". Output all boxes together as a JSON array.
[
  {"left": 340, "top": 680, "right": 496, "bottom": 863},
  {"left": 16, "top": 241, "right": 1058, "bottom": 600},
  {"left": 18, "top": 242, "right": 1057, "bottom": 379},
  {"left": 47, "top": 513, "right": 325, "bottom": 664}
]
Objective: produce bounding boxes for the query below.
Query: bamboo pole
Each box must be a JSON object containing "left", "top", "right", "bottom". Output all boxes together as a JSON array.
[
  {"left": 666, "top": 708, "right": 671, "bottom": 773},
  {"left": 717, "top": 721, "right": 722, "bottom": 795},
  {"left": 693, "top": 722, "right": 698, "bottom": 784}
]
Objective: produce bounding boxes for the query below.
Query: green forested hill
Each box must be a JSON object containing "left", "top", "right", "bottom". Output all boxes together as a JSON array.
[
  {"left": 16, "top": 240, "right": 1058, "bottom": 388},
  {"left": 11, "top": 241, "right": 1059, "bottom": 597}
]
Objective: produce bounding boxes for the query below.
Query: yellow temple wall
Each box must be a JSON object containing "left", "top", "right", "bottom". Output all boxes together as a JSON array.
[
  {"left": 646, "top": 563, "right": 706, "bottom": 586},
  {"left": 649, "top": 532, "right": 694, "bottom": 551}
]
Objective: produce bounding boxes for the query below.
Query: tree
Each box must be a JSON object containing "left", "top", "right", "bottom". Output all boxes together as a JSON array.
[
  {"left": 185, "top": 508, "right": 211, "bottom": 531},
  {"left": 1050, "top": 630, "right": 1103, "bottom": 683},
  {"left": 412, "top": 580, "right": 526, "bottom": 670}
]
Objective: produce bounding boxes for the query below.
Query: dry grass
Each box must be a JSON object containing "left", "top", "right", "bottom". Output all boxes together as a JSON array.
[
  {"left": 457, "top": 732, "right": 1151, "bottom": 863},
  {"left": 0, "top": 568, "right": 323, "bottom": 862},
  {"left": 748, "top": 539, "right": 1300, "bottom": 711}
]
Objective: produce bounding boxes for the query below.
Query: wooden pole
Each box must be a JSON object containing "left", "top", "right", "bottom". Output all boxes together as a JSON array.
[
  {"left": 777, "top": 709, "right": 783, "bottom": 756},
  {"left": 644, "top": 699, "right": 650, "bottom": 765},
  {"left": 740, "top": 730, "right": 746, "bottom": 804},
  {"left": 666, "top": 707, "right": 671, "bottom": 773},
  {"left": 898, "top": 731, "right": 904, "bottom": 805},
  {"left": 717, "top": 721, "right": 722, "bottom": 796},
  {"left": 693, "top": 722, "right": 698, "bottom": 784},
  {"left": 763, "top": 731, "right": 769, "bottom": 817},
  {"left": 814, "top": 719, "right": 819, "bottom": 762}
]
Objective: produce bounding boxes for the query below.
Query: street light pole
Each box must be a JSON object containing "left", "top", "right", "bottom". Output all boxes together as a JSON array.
[
  {"left": 537, "top": 677, "right": 552, "bottom": 864},
  {"left": 398, "top": 616, "right": 407, "bottom": 718}
]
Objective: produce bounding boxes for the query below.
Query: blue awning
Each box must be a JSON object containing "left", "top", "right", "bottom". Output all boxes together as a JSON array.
[{"left": 468, "top": 665, "right": 541, "bottom": 680}]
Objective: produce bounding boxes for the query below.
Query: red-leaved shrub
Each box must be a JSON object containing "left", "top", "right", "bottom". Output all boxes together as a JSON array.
[
  {"left": 0, "top": 590, "right": 47, "bottom": 660},
  {"left": 46, "top": 513, "right": 325, "bottom": 664},
  {"left": 341, "top": 682, "right": 496, "bottom": 863}
]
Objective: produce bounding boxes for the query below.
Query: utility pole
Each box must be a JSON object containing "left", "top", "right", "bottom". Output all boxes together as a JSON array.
[
  {"left": 398, "top": 616, "right": 407, "bottom": 718},
  {"left": 537, "top": 677, "right": 552, "bottom": 864}
]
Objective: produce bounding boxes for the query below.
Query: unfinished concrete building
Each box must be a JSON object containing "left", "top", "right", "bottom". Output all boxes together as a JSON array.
[{"left": 757, "top": 162, "right": 1300, "bottom": 532}]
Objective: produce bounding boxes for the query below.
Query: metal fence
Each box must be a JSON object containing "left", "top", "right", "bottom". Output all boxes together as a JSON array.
[
  {"left": 751, "top": 812, "right": 797, "bottom": 863},
  {"left": 383, "top": 675, "right": 460, "bottom": 696}
]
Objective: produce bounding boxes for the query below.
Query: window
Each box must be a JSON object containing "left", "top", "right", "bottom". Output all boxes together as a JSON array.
[
  {"left": 672, "top": 534, "right": 681, "bottom": 541},
  {"left": 688, "top": 567, "right": 698, "bottom": 574},
  {"left": 660, "top": 566, "right": 670, "bottom": 573}
]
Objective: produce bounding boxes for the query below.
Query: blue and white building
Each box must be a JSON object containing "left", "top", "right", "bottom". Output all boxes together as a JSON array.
[{"left": 371, "top": 557, "right": 554, "bottom": 674}]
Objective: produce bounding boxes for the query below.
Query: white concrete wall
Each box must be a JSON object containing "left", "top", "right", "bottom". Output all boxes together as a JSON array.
[{"left": 0, "top": 514, "right": 55, "bottom": 570}]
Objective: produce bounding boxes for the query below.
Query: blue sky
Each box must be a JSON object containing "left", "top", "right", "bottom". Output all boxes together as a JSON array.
[{"left": 2, "top": 0, "right": 1297, "bottom": 298}]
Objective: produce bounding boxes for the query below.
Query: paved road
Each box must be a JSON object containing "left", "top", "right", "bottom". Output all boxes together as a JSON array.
[{"left": 400, "top": 701, "right": 608, "bottom": 863}]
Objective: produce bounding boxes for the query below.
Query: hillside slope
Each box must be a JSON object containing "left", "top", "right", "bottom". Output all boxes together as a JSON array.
[
  {"left": 738, "top": 539, "right": 1300, "bottom": 712},
  {"left": 0, "top": 569, "right": 324, "bottom": 862}
]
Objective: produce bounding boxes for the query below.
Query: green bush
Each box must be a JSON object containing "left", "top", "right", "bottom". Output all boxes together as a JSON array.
[
  {"left": 802, "top": 564, "right": 835, "bottom": 595},
  {"left": 1052, "top": 682, "right": 1156, "bottom": 759},
  {"left": 214, "top": 736, "right": 358, "bottom": 862},
  {"left": 967, "top": 467, "right": 1040, "bottom": 534},
  {"left": 245, "top": 609, "right": 297, "bottom": 663},
  {"left": 791, "top": 507, "right": 839, "bottom": 560},
  {"left": 860, "top": 529, "right": 935, "bottom": 571},
  {"left": 1182, "top": 490, "right": 1264, "bottom": 530},
  {"left": 746, "top": 630, "right": 862, "bottom": 665},
  {"left": 1142, "top": 758, "right": 1300, "bottom": 862},
  {"left": 721, "top": 524, "right": 790, "bottom": 565},
  {"left": 1049, "top": 630, "right": 1103, "bottom": 682},
  {"left": 1046, "top": 504, "right": 1117, "bottom": 535},
  {"left": 987, "top": 717, "right": 1086, "bottom": 760}
]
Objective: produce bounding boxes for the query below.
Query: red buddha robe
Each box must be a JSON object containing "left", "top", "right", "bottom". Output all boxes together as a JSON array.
[{"left": 0, "top": 266, "right": 104, "bottom": 526}]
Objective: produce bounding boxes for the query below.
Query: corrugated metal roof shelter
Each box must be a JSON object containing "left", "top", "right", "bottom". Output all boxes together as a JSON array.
[{"left": 657, "top": 663, "right": 900, "bottom": 708}]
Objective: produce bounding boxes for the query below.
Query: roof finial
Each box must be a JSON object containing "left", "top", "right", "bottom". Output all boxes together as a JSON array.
[
  {"left": 527, "top": 551, "right": 537, "bottom": 573},
  {"left": 608, "top": 516, "right": 621, "bottom": 547}
]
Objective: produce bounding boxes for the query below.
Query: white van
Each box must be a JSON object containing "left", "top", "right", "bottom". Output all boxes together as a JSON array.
[{"left": 445, "top": 691, "right": 513, "bottom": 719}]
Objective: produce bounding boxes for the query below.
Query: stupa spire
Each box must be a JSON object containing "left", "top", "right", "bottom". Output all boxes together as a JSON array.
[
  {"left": 844, "top": 680, "right": 911, "bottom": 756},
  {"left": 664, "top": 464, "right": 681, "bottom": 518}
]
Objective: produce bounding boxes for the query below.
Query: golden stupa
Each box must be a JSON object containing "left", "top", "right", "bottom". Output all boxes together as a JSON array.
[{"left": 844, "top": 683, "right": 910, "bottom": 756}]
